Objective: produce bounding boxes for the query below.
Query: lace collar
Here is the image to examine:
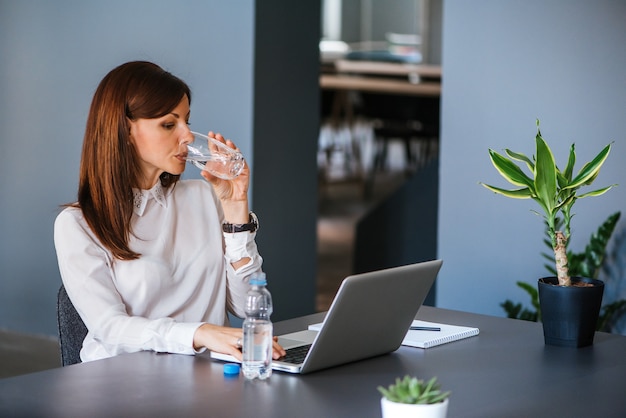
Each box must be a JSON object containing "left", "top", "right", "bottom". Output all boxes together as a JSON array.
[{"left": 132, "top": 182, "right": 167, "bottom": 216}]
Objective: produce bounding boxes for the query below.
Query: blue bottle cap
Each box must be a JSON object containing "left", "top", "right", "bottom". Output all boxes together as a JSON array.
[{"left": 224, "top": 363, "right": 240, "bottom": 376}]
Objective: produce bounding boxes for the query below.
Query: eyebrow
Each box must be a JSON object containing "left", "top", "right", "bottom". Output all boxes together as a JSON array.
[{"left": 170, "top": 111, "right": 191, "bottom": 119}]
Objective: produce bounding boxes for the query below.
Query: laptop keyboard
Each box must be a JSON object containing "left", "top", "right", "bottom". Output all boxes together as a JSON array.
[{"left": 279, "top": 344, "right": 312, "bottom": 364}]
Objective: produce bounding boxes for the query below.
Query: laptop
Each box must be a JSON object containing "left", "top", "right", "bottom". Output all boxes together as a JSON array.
[{"left": 211, "top": 259, "right": 443, "bottom": 374}]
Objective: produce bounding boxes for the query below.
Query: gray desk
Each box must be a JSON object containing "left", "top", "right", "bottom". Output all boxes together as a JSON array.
[{"left": 2, "top": 306, "right": 626, "bottom": 417}]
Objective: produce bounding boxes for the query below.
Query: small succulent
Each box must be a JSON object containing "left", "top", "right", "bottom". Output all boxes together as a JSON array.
[{"left": 378, "top": 376, "right": 450, "bottom": 405}]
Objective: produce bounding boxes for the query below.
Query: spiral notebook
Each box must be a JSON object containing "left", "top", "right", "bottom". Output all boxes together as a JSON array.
[
  {"left": 402, "top": 320, "right": 479, "bottom": 348},
  {"left": 308, "top": 319, "right": 478, "bottom": 349}
]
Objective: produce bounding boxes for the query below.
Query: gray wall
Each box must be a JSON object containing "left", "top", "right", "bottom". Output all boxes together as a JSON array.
[
  {"left": 0, "top": 0, "right": 319, "bottom": 335},
  {"left": 438, "top": 1, "right": 626, "bottom": 316},
  {"left": 5, "top": 0, "right": 625, "bottom": 337}
]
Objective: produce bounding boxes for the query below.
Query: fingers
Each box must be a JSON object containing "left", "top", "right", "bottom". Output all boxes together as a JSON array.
[
  {"left": 230, "top": 334, "right": 284, "bottom": 361},
  {"left": 272, "top": 336, "right": 286, "bottom": 359},
  {"left": 221, "top": 333, "right": 244, "bottom": 361},
  {"left": 194, "top": 324, "right": 243, "bottom": 360},
  {"left": 222, "top": 331, "right": 244, "bottom": 361},
  {"left": 200, "top": 169, "right": 217, "bottom": 183},
  {"left": 208, "top": 131, "right": 238, "bottom": 150},
  {"left": 194, "top": 324, "right": 285, "bottom": 363},
  {"left": 226, "top": 345, "right": 243, "bottom": 362}
]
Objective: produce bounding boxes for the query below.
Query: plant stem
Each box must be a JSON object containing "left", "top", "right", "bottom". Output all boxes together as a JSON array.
[{"left": 554, "top": 231, "right": 571, "bottom": 286}]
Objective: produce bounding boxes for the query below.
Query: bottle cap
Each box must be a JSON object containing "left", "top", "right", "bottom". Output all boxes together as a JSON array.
[{"left": 223, "top": 363, "right": 240, "bottom": 376}]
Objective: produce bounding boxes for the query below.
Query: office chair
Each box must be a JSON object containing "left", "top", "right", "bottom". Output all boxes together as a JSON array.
[{"left": 56, "top": 284, "right": 88, "bottom": 366}]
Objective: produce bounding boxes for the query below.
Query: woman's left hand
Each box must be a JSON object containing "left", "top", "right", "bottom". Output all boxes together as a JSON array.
[{"left": 200, "top": 131, "right": 249, "bottom": 203}]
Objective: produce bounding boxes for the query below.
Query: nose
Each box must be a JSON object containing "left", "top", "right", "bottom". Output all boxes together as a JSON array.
[{"left": 179, "top": 128, "right": 193, "bottom": 146}]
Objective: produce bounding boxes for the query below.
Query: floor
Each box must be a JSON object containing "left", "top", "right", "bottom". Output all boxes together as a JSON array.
[
  {"left": 0, "top": 329, "right": 61, "bottom": 379},
  {"left": 316, "top": 171, "right": 406, "bottom": 311},
  {"left": 0, "top": 167, "right": 406, "bottom": 380}
]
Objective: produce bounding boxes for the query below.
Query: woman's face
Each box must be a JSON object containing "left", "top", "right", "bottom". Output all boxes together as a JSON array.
[{"left": 129, "top": 95, "right": 191, "bottom": 188}]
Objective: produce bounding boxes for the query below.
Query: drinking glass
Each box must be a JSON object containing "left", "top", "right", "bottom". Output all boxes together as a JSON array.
[{"left": 185, "top": 131, "right": 245, "bottom": 180}]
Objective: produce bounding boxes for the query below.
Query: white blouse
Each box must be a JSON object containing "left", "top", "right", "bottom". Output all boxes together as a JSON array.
[{"left": 54, "top": 179, "right": 262, "bottom": 362}]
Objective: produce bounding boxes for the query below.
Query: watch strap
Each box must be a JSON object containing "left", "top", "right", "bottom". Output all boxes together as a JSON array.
[{"left": 222, "top": 212, "right": 258, "bottom": 233}]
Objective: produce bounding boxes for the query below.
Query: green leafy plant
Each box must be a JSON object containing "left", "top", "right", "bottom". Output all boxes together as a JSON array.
[
  {"left": 501, "top": 212, "right": 626, "bottom": 332},
  {"left": 600, "top": 228, "right": 626, "bottom": 333},
  {"left": 501, "top": 281, "right": 539, "bottom": 322},
  {"left": 480, "top": 119, "right": 616, "bottom": 286},
  {"left": 377, "top": 376, "right": 450, "bottom": 405},
  {"left": 598, "top": 300, "right": 626, "bottom": 332}
]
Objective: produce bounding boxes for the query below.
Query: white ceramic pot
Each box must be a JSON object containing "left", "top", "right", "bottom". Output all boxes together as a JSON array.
[{"left": 380, "top": 397, "right": 449, "bottom": 418}]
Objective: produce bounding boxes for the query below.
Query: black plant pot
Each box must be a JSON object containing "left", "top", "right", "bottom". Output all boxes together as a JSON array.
[{"left": 538, "top": 277, "right": 604, "bottom": 348}]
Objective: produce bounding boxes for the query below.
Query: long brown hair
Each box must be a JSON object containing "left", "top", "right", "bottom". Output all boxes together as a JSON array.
[{"left": 76, "top": 61, "right": 191, "bottom": 260}]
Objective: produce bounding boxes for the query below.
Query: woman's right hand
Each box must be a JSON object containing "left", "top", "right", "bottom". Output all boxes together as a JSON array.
[
  {"left": 193, "top": 323, "right": 244, "bottom": 361},
  {"left": 193, "top": 323, "right": 286, "bottom": 360}
]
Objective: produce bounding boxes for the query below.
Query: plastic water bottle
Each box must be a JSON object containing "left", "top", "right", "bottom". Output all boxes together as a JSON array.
[{"left": 242, "top": 272, "right": 273, "bottom": 380}]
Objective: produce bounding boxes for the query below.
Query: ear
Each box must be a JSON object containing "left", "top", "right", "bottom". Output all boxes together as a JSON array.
[{"left": 127, "top": 118, "right": 136, "bottom": 142}]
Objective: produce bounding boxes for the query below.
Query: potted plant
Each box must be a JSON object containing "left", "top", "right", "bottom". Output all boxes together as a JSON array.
[
  {"left": 480, "top": 119, "right": 616, "bottom": 347},
  {"left": 378, "top": 376, "right": 450, "bottom": 418},
  {"left": 501, "top": 211, "right": 626, "bottom": 332}
]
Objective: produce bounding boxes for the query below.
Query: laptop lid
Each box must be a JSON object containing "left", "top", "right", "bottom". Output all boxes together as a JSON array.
[
  {"left": 211, "top": 259, "right": 442, "bottom": 374},
  {"left": 294, "top": 259, "right": 442, "bottom": 373}
]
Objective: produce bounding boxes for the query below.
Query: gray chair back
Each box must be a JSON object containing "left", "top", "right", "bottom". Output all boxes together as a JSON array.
[{"left": 56, "top": 285, "right": 88, "bottom": 366}]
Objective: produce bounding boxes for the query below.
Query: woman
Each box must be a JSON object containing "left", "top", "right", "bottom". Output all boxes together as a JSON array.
[{"left": 54, "top": 61, "right": 284, "bottom": 362}]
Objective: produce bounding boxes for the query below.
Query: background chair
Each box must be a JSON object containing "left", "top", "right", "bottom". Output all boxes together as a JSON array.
[
  {"left": 356, "top": 93, "right": 440, "bottom": 174},
  {"left": 56, "top": 285, "right": 87, "bottom": 366}
]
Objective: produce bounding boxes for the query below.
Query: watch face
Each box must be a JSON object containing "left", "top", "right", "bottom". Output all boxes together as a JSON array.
[{"left": 250, "top": 212, "right": 259, "bottom": 231}]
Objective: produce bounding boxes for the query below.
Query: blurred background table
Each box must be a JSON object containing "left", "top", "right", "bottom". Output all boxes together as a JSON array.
[{"left": 319, "top": 60, "right": 441, "bottom": 197}]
